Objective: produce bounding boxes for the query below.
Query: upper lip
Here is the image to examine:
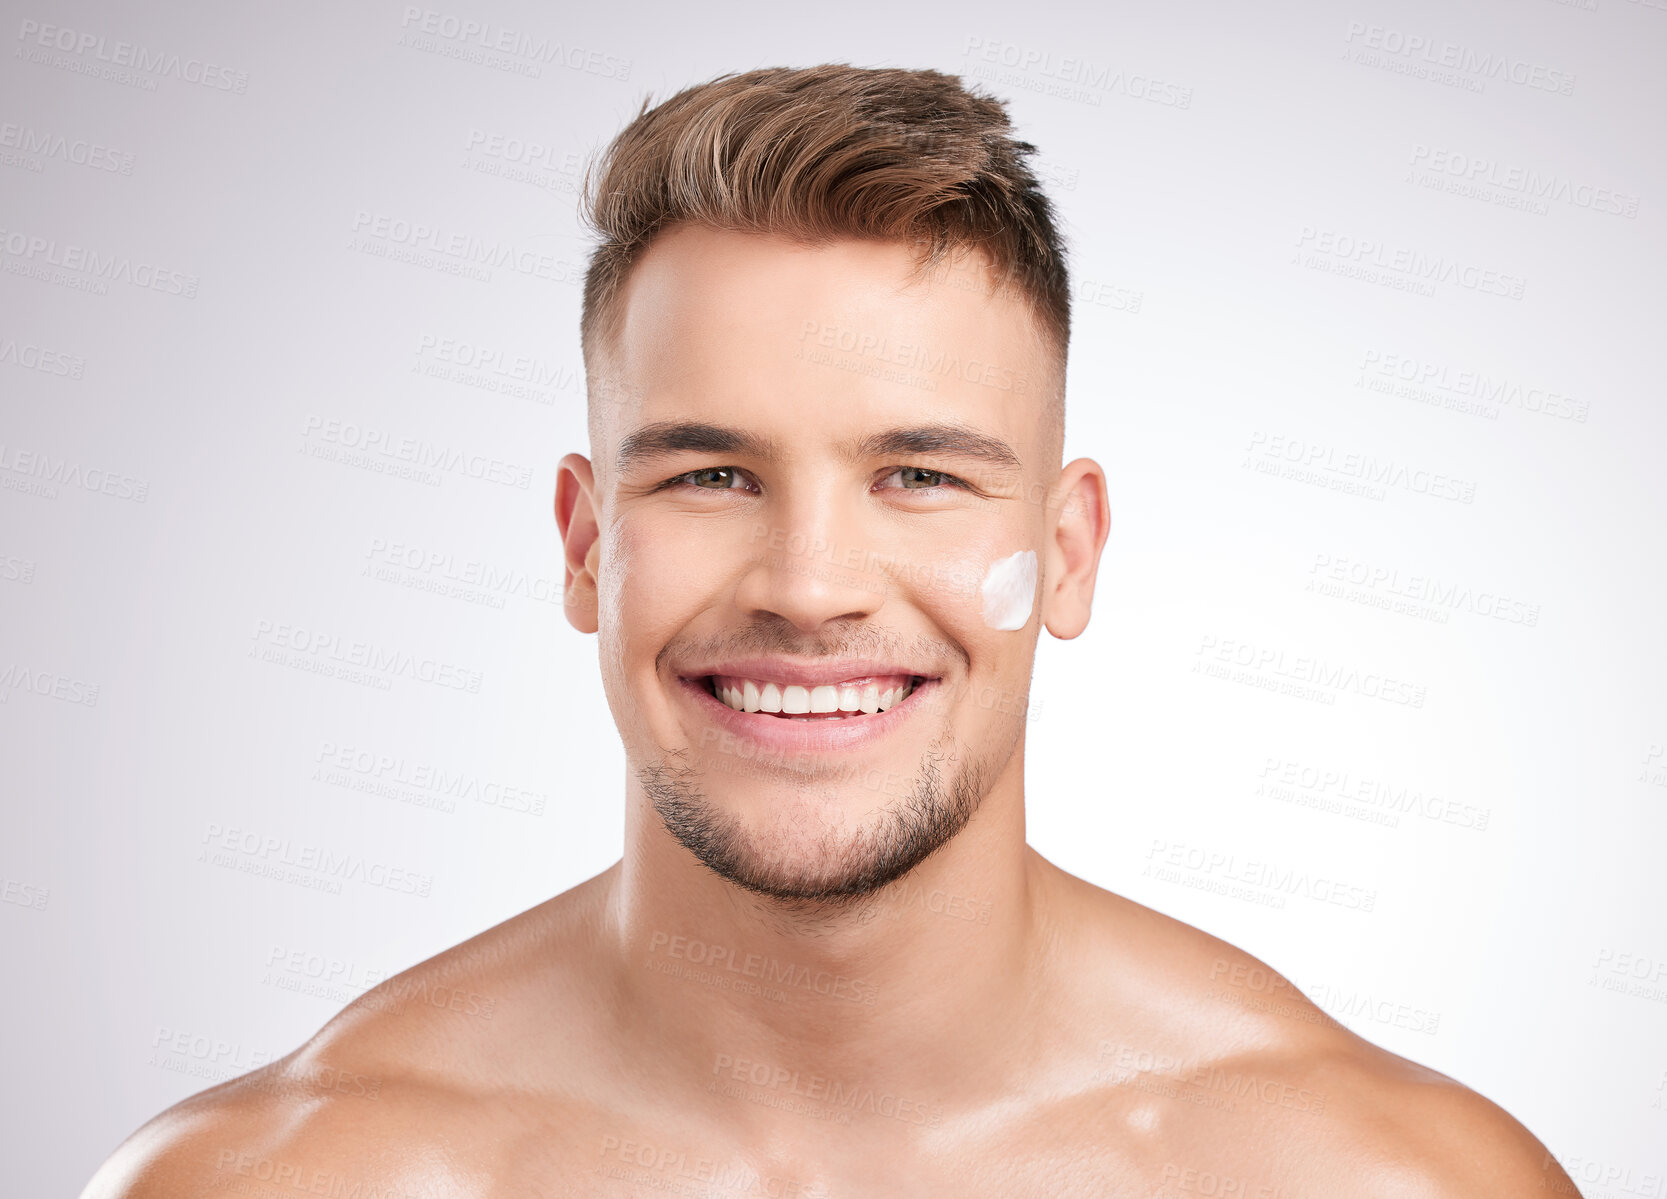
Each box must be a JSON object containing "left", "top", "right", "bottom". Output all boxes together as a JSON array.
[{"left": 677, "top": 658, "right": 941, "bottom": 687}]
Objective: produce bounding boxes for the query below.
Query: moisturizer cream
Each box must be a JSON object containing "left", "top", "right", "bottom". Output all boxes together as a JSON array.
[{"left": 980, "top": 550, "right": 1037, "bottom": 631}]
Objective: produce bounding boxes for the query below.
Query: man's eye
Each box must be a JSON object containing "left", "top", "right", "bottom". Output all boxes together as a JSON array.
[
  {"left": 668, "top": 466, "right": 752, "bottom": 491},
  {"left": 659, "top": 466, "right": 965, "bottom": 493},
  {"left": 880, "top": 466, "right": 966, "bottom": 491}
]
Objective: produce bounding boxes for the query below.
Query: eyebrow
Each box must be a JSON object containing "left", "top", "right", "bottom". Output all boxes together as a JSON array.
[
  {"left": 854, "top": 424, "right": 1023, "bottom": 475},
  {"left": 616, "top": 421, "right": 777, "bottom": 474},
  {"left": 615, "top": 420, "right": 1023, "bottom": 476}
]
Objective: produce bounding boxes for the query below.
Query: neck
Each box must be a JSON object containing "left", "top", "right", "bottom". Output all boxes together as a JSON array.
[{"left": 606, "top": 751, "right": 1056, "bottom": 1110}]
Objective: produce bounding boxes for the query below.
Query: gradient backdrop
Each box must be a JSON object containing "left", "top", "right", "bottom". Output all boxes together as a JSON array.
[{"left": 2, "top": 0, "right": 1664, "bottom": 1194}]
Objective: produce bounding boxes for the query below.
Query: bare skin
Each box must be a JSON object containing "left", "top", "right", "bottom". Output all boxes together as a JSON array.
[{"left": 85, "top": 228, "right": 1577, "bottom": 1198}]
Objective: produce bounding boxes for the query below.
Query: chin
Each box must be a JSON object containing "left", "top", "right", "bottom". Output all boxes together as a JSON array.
[{"left": 639, "top": 729, "right": 989, "bottom": 906}]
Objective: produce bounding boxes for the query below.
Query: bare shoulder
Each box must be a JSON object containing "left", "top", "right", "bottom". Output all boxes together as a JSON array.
[
  {"left": 1252, "top": 1031, "right": 1574, "bottom": 1197},
  {"left": 1323, "top": 1058, "right": 1574, "bottom": 1196},
  {"left": 1041, "top": 862, "right": 1576, "bottom": 1196},
  {"left": 81, "top": 869, "right": 619, "bottom": 1198}
]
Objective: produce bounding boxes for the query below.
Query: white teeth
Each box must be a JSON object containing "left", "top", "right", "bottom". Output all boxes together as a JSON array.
[{"left": 711, "top": 677, "right": 919, "bottom": 715}]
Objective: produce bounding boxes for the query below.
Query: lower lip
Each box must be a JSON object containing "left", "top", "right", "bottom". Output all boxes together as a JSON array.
[{"left": 676, "top": 676, "right": 939, "bottom": 755}]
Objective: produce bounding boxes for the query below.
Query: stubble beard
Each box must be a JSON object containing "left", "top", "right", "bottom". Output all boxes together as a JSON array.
[{"left": 639, "top": 724, "right": 991, "bottom": 909}]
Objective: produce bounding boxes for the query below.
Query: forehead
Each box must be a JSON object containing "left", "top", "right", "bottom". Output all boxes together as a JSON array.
[{"left": 596, "top": 225, "right": 1048, "bottom": 460}]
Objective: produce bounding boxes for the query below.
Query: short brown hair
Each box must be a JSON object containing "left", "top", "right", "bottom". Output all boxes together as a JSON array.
[{"left": 577, "top": 64, "right": 1071, "bottom": 385}]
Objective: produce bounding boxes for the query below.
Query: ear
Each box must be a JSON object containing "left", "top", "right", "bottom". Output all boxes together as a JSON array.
[
  {"left": 555, "top": 453, "right": 602, "bottom": 635},
  {"left": 1040, "top": 457, "right": 1111, "bottom": 641}
]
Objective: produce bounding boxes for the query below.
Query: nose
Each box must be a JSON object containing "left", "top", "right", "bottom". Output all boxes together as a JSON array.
[{"left": 732, "top": 499, "right": 886, "bottom": 633}]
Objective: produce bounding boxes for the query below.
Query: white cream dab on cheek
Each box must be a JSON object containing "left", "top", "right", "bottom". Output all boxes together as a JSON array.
[{"left": 980, "top": 550, "right": 1038, "bottom": 631}]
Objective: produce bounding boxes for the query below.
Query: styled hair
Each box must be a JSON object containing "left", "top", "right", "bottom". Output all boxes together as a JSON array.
[{"left": 577, "top": 64, "right": 1071, "bottom": 381}]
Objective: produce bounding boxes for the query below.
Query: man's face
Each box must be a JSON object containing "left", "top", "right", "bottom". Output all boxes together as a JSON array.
[{"left": 575, "top": 225, "right": 1060, "bottom": 904}]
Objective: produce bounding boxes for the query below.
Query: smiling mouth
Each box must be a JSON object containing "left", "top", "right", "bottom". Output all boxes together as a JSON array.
[{"left": 699, "top": 675, "right": 928, "bottom": 720}]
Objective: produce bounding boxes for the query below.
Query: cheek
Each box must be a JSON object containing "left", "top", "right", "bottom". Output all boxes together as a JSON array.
[
  {"left": 904, "top": 541, "right": 1039, "bottom": 658},
  {"left": 921, "top": 545, "right": 1037, "bottom": 633},
  {"left": 602, "top": 514, "right": 740, "bottom": 668},
  {"left": 597, "top": 519, "right": 706, "bottom": 740},
  {"left": 597, "top": 520, "right": 662, "bottom": 683},
  {"left": 907, "top": 545, "right": 1037, "bottom": 733}
]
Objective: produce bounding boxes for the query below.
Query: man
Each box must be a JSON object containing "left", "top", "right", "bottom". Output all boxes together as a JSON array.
[{"left": 85, "top": 65, "right": 1575, "bottom": 1198}]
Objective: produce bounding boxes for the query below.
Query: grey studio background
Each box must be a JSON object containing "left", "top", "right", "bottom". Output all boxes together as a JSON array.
[{"left": 2, "top": 0, "right": 1664, "bottom": 1193}]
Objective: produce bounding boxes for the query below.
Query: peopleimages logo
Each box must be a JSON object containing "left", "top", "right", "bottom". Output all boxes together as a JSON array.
[
  {"left": 0, "top": 662, "right": 100, "bottom": 706},
  {"left": 0, "top": 442, "right": 149, "bottom": 502},
  {"left": 1307, "top": 551, "right": 1541, "bottom": 629},
  {"left": 463, "top": 129, "right": 584, "bottom": 176},
  {"left": 1196, "top": 632, "right": 1429, "bottom": 708},
  {"left": 0, "top": 878, "right": 50, "bottom": 911},
  {"left": 0, "top": 227, "right": 198, "bottom": 297},
  {"left": 1410, "top": 145, "right": 1639, "bottom": 218},
  {"left": 199, "top": 823, "right": 434, "bottom": 898},
  {"left": 1097, "top": 1042, "right": 1327, "bottom": 1114},
  {"left": 1342, "top": 22, "right": 1575, "bottom": 95},
  {"left": 960, "top": 36, "right": 1194, "bottom": 108},
  {"left": 710, "top": 1052, "right": 944, "bottom": 1127},
  {"left": 797, "top": 319, "right": 1029, "bottom": 393},
  {"left": 365, "top": 537, "right": 564, "bottom": 608},
  {"left": 14, "top": 19, "right": 251, "bottom": 92},
  {"left": 646, "top": 931, "right": 879, "bottom": 1005},
  {"left": 1357, "top": 349, "right": 1588, "bottom": 423},
  {"left": 0, "top": 336, "right": 86, "bottom": 378},
  {"left": 1296, "top": 227, "right": 1525, "bottom": 300},
  {"left": 351, "top": 211, "right": 584, "bottom": 284},
  {"left": 1258, "top": 755, "right": 1492, "bottom": 832},
  {"left": 251, "top": 618, "right": 486, "bottom": 694},
  {"left": 1244, "top": 430, "right": 1477, "bottom": 505},
  {"left": 0, "top": 121, "right": 135, "bottom": 174},
  {"left": 414, "top": 332, "right": 579, "bottom": 398},
  {"left": 397, "top": 8, "right": 630, "bottom": 79},
  {"left": 1144, "top": 838, "right": 1379, "bottom": 912},
  {"left": 301, "top": 415, "right": 532, "bottom": 490},
  {"left": 314, "top": 740, "right": 548, "bottom": 816}
]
